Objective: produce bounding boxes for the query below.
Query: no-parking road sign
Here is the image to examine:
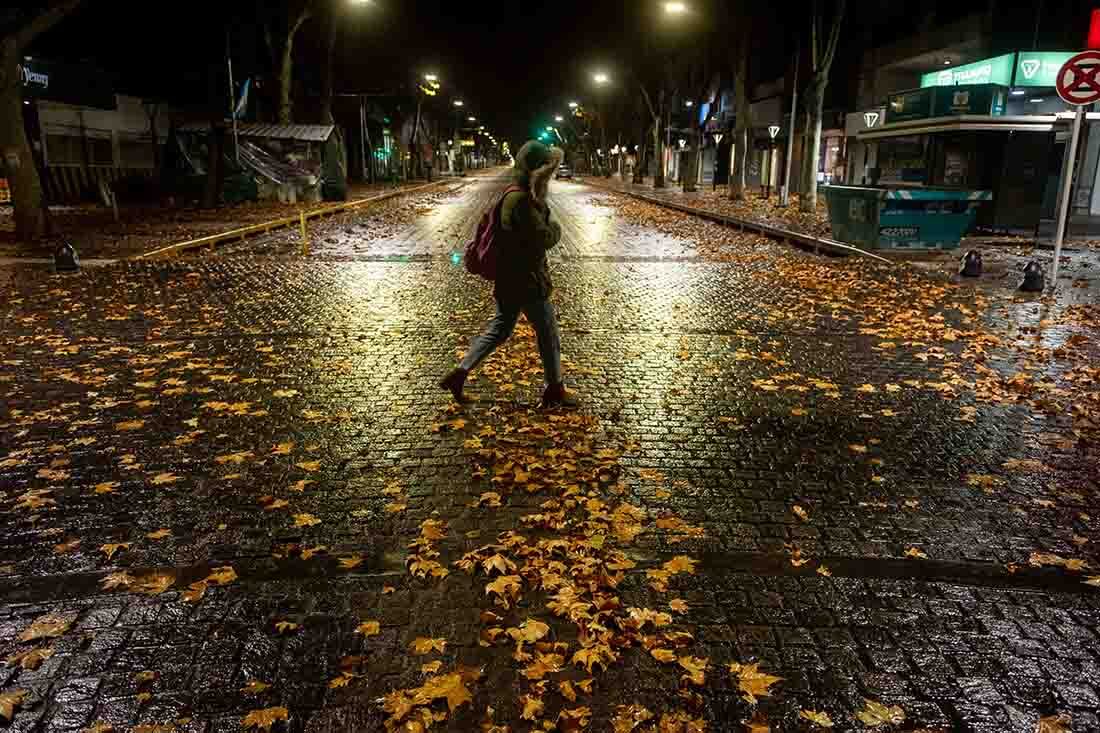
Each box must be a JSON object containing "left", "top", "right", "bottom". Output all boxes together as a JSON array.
[{"left": 1056, "top": 50, "right": 1100, "bottom": 105}]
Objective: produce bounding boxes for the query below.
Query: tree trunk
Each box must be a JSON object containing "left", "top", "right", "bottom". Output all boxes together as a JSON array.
[
  {"left": 682, "top": 127, "right": 700, "bottom": 193},
  {"left": 202, "top": 124, "right": 225, "bottom": 209},
  {"left": 651, "top": 120, "right": 665, "bottom": 188},
  {"left": 320, "top": 12, "right": 337, "bottom": 125},
  {"left": 800, "top": 78, "right": 825, "bottom": 213},
  {"left": 730, "top": 37, "right": 751, "bottom": 201},
  {"left": 0, "top": 39, "right": 48, "bottom": 243},
  {"left": 278, "top": 43, "right": 294, "bottom": 125}
]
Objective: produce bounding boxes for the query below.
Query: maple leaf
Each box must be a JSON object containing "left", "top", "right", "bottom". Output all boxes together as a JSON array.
[
  {"left": 742, "top": 710, "right": 771, "bottom": 733},
  {"left": 1085, "top": 576, "right": 1100, "bottom": 588},
  {"left": 485, "top": 574, "right": 523, "bottom": 607},
  {"left": 669, "top": 598, "right": 689, "bottom": 613},
  {"left": 19, "top": 613, "right": 73, "bottom": 642},
  {"left": 151, "top": 473, "right": 179, "bottom": 485},
  {"left": 731, "top": 662, "right": 782, "bottom": 704},
  {"left": 94, "top": 481, "right": 119, "bottom": 494},
  {"left": 792, "top": 505, "right": 809, "bottom": 521},
  {"left": 356, "top": 621, "right": 381, "bottom": 637},
  {"left": 559, "top": 680, "right": 578, "bottom": 702},
  {"left": 423, "top": 671, "right": 474, "bottom": 712},
  {"left": 507, "top": 619, "right": 549, "bottom": 644},
  {"left": 816, "top": 565, "right": 833, "bottom": 577},
  {"left": 272, "top": 389, "right": 299, "bottom": 398},
  {"left": 98, "top": 543, "right": 131, "bottom": 560},
  {"left": 132, "top": 572, "right": 175, "bottom": 596},
  {"left": 271, "top": 442, "right": 294, "bottom": 455},
  {"left": 300, "top": 546, "right": 327, "bottom": 560},
  {"left": 241, "top": 680, "right": 270, "bottom": 694},
  {"left": 410, "top": 637, "right": 446, "bottom": 655},
  {"left": 5, "top": 647, "right": 54, "bottom": 670},
  {"left": 520, "top": 694, "right": 544, "bottom": 721},
  {"left": 84, "top": 721, "right": 115, "bottom": 733},
  {"left": 1037, "top": 714, "right": 1072, "bottom": 733},
  {"left": 420, "top": 660, "right": 443, "bottom": 675},
  {"left": 53, "top": 538, "right": 81, "bottom": 554},
  {"left": 290, "top": 479, "right": 313, "bottom": 492},
  {"left": 205, "top": 566, "right": 238, "bottom": 585},
  {"left": 558, "top": 707, "right": 592, "bottom": 731},
  {"left": 854, "top": 699, "right": 905, "bottom": 727},
  {"left": 663, "top": 556, "right": 696, "bottom": 574},
  {"left": 115, "top": 419, "right": 145, "bottom": 431},
  {"left": 241, "top": 706, "right": 288, "bottom": 731},
  {"left": 482, "top": 553, "right": 517, "bottom": 575},
  {"left": 612, "top": 704, "right": 654, "bottom": 733},
  {"left": 295, "top": 461, "right": 321, "bottom": 472},
  {"left": 384, "top": 501, "right": 407, "bottom": 514},
  {"left": 145, "top": 528, "right": 171, "bottom": 540},
  {"left": 799, "top": 709, "right": 834, "bottom": 727},
  {"left": 572, "top": 643, "right": 616, "bottom": 673},
  {"left": 338, "top": 556, "right": 363, "bottom": 570},
  {"left": 905, "top": 547, "right": 928, "bottom": 559},
  {"left": 521, "top": 652, "right": 564, "bottom": 680},
  {"left": 292, "top": 513, "right": 321, "bottom": 527},
  {"left": 274, "top": 621, "right": 300, "bottom": 634},
  {"left": 650, "top": 648, "right": 677, "bottom": 663},
  {"left": 678, "top": 655, "right": 708, "bottom": 686},
  {"left": 328, "top": 673, "right": 355, "bottom": 689},
  {"left": 101, "top": 571, "right": 134, "bottom": 590},
  {"left": 0, "top": 689, "right": 28, "bottom": 722}
]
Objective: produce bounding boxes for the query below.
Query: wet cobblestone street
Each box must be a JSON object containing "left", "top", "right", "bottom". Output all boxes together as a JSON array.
[{"left": 1, "top": 172, "right": 1098, "bottom": 732}]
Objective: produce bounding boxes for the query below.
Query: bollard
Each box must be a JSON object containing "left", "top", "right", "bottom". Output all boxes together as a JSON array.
[
  {"left": 1019, "top": 261, "right": 1045, "bottom": 292},
  {"left": 53, "top": 242, "right": 80, "bottom": 273},
  {"left": 959, "top": 250, "right": 982, "bottom": 277},
  {"left": 300, "top": 211, "right": 309, "bottom": 255}
]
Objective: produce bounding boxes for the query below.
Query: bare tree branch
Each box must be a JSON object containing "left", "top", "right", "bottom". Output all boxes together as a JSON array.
[
  {"left": 822, "top": 0, "right": 846, "bottom": 72},
  {"left": 13, "top": 0, "right": 83, "bottom": 51}
]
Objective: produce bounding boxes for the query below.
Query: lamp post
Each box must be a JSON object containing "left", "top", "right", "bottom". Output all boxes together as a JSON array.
[{"left": 592, "top": 72, "right": 611, "bottom": 177}]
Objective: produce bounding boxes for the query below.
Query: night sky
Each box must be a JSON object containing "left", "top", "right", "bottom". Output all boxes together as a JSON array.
[{"left": 22, "top": 0, "right": 1098, "bottom": 150}]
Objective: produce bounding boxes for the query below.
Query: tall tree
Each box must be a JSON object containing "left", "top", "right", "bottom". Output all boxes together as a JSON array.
[
  {"left": 260, "top": 0, "right": 313, "bottom": 125},
  {"left": 799, "top": 0, "right": 845, "bottom": 212},
  {"left": 728, "top": 20, "right": 752, "bottom": 201},
  {"left": 0, "top": 1, "right": 83, "bottom": 242}
]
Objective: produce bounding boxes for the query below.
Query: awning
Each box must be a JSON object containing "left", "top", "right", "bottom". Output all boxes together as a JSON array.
[
  {"left": 177, "top": 122, "right": 335, "bottom": 143},
  {"left": 858, "top": 113, "right": 1100, "bottom": 140}
]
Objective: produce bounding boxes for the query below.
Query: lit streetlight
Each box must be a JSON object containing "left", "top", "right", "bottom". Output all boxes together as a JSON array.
[
  {"left": 593, "top": 72, "right": 610, "bottom": 85},
  {"left": 555, "top": 115, "right": 564, "bottom": 122},
  {"left": 664, "top": 1, "right": 688, "bottom": 13},
  {"left": 468, "top": 116, "right": 476, "bottom": 121},
  {"left": 424, "top": 73, "right": 438, "bottom": 82},
  {"left": 453, "top": 99, "right": 464, "bottom": 107},
  {"left": 568, "top": 101, "right": 579, "bottom": 109},
  {"left": 685, "top": 100, "right": 694, "bottom": 107}
]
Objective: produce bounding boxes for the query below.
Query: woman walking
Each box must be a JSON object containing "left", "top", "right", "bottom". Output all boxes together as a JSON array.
[{"left": 439, "top": 140, "right": 573, "bottom": 407}]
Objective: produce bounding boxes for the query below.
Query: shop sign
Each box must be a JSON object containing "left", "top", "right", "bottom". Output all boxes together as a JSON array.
[
  {"left": 845, "top": 107, "right": 885, "bottom": 136},
  {"left": 17, "top": 57, "right": 115, "bottom": 110},
  {"left": 886, "top": 88, "right": 934, "bottom": 123},
  {"left": 921, "top": 53, "right": 1015, "bottom": 88},
  {"left": 1015, "top": 51, "right": 1076, "bottom": 86}
]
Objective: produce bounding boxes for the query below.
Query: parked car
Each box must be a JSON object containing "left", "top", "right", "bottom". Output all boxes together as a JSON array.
[{"left": 555, "top": 165, "right": 573, "bottom": 180}]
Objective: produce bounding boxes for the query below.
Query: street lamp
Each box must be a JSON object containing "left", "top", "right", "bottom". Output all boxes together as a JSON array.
[
  {"left": 424, "top": 73, "right": 438, "bottom": 83},
  {"left": 453, "top": 99, "right": 464, "bottom": 107},
  {"left": 593, "top": 72, "right": 610, "bottom": 85},
  {"left": 664, "top": 1, "right": 688, "bottom": 13},
  {"left": 468, "top": 116, "right": 476, "bottom": 121},
  {"left": 555, "top": 115, "right": 564, "bottom": 122},
  {"left": 568, "top": 101, "right": 579, "bottom": 109}
]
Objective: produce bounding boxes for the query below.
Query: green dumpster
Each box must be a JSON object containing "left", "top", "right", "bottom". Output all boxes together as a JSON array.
[{"left": 823, "top": 185, "right": 992, "bottom": 250}]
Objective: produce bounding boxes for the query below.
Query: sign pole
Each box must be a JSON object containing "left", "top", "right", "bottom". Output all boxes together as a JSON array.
[
  {"left": 226, "top": 30, "right": 239, "bottom": 164},
  {"left": 1051, "top": 104, "right": 1083, "bottom": 287}
]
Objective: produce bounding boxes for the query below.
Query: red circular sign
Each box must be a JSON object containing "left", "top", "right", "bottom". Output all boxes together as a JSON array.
[{"left": 1057, "top": 50, "right": 1100, "bottom": 106}]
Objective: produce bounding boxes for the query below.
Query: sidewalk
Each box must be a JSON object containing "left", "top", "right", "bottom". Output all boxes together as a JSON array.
[
  {"left": 0, "top": 180, "right": 438, "bottom": 260},
  {"left": 584, "top": 175, "right": 1100, "bottom": 297}
]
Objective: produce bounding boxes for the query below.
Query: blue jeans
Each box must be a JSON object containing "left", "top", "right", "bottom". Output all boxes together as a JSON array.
[{"left": 459, "top": 299, "right": 563, "bottom": 385}]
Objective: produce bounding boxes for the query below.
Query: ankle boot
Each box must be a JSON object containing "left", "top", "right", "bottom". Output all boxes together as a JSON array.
[
  {"left": 439, "top": 368, "right": 470, "bottom": 403},
  {"left": 541, "top": 382, "right": 577, "bottom": 408}
]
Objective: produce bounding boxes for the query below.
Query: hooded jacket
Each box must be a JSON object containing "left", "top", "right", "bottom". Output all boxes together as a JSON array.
[{"left": 493, "top": 141, "right": 563, "bottom": 305}]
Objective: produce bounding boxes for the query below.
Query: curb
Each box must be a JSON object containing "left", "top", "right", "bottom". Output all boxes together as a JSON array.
[
  {"left": 584, "top": 181, "right": 891, "bottom": 264},
  {"left": 132, "top": 180, "right": 452, "bottom": 260}
]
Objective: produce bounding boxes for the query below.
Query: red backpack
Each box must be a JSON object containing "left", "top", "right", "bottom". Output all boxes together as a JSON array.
[{"left": 465, "top": 185, "right": 524, "bottom": 281}]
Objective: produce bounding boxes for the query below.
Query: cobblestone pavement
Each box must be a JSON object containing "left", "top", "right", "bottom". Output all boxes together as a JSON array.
[{"left": 1, "top": 171, "right": 1098, "bottom": 733}]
